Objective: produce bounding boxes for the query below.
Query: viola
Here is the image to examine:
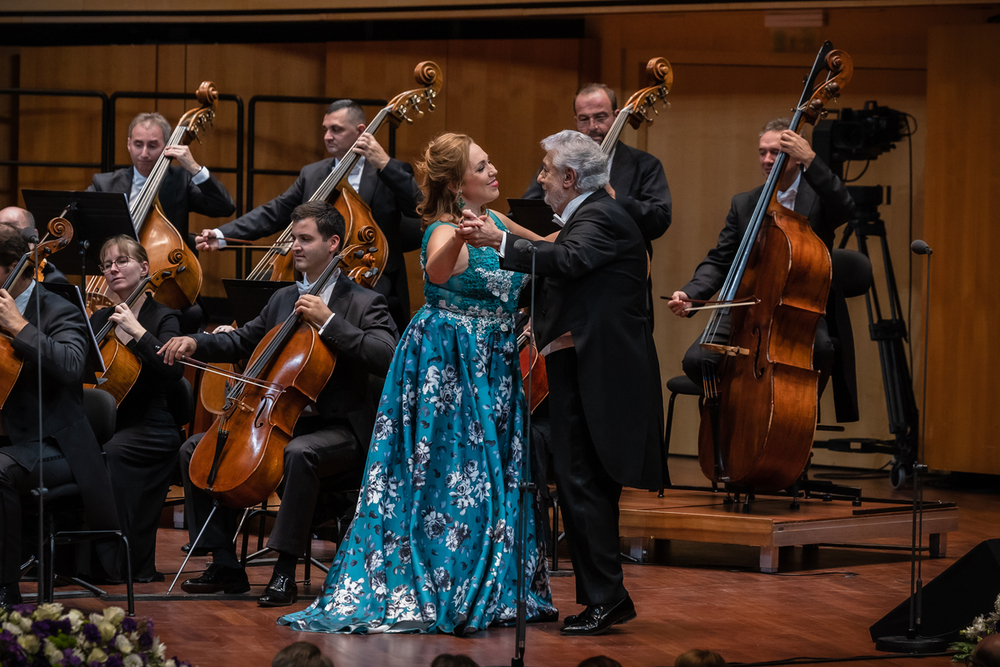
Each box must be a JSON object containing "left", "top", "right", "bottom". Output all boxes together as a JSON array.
[
  {"left": 187, "top": 246, "right": 362, "bottom": 508},
  {"left": 0, "top": 217, "right": 74, "bottom": 408},
  {"left": 86, "top": 263, "right": 186, "bottom": 406},
  {"left": 86, "top": 82, "right": 218, "bottom": 313},
  {"left": 696, "top": 42, "right": 853, "bottom": 493}
]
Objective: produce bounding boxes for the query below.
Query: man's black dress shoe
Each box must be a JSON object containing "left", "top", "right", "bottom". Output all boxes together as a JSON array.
[
  {"left": 181, "top": 563, "right": 250, "bottom": 594},
  {"left": 257, "top": 572, "right": 298, "bottom": 607},
  {"left": 0, "top": 582, "right": 22, "bottom": 610},
  {"left": 560, "top": 596, "right": 636, "bottom": 636},
  {"left": 181, "top": 543, "right": 211, "bottom": 557}
]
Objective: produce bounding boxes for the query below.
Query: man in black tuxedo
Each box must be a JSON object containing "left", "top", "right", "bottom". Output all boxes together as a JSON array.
[
  {"left": 521, "top": 83, "right": 672, "bottom": 324},
  {"left": 195, "top": 99, "right": 421, "bottom": 332},
  {"left": 667, "top": 118, "right": 858, "bottom": 414},
  {"left": 160, "top": 200, "right": 398, "bottom": 607},
  {"left": 0, "top": 226, "right": 120, "bottom": 608},
  {"left": 87, "top": 112, "right": 236, "bottom": 240},
  {"left": 0, "top": 206, "right": 69, "bottom": 283},
  {"left": 460, "top": 130, "right": 663, "bottom": 636}
]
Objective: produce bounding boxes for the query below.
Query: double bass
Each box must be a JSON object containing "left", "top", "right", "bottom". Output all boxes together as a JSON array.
[
  {"left": 518, "top": 57, "right": 673, "bottom": 413},
  {"left": 0, "top": 216, "right": 74, "bottom": 407},
  {"left": 86, "top": 82, "right": 218, "bottom": 312},
  {"left": 245, "top": 61, "right": 443, "bottom": 287},
  {"left": 86, "top": 263, "right": 186, "bottom": 406},
  {"left": 697, "top": 42, "right": 853, "bottom": 494},
  {"left": 199, "top": 62, "right": 443, "bottom": 415}
]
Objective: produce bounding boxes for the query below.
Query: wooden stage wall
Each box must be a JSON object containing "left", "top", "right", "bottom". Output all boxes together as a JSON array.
[{"left": 0, "top": 4, "right": 996, "bottom": 472}]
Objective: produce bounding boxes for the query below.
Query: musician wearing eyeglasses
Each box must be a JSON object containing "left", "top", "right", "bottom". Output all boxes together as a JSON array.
[
  {"left": 0, "top": 207, "right": 69, "bottom": 284},
  {"left": 0, "top": 226, "right": 120, "bottom": 609},
  {"left": 88, "top": 235, "right": 184, "bottom": 583},
  {"left": 87, "top": 112, "right": 236, "bottom": 242},
  {"left": 193, "top": 100, "right": 421, "bottom": 332},
  {"left": 160, "top": 200, "right": 398, "bottom": 608},
  {"left": 521, "top": 83, "right": 672, "bottom": 324}
]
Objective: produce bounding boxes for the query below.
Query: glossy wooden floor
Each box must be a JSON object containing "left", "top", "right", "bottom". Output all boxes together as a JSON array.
[{"left": 40, "top": 457, "right": 1000, "bottom": 667}]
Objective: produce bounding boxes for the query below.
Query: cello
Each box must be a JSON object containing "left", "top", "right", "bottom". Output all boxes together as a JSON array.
[
  {"left": 186, "top": 244, "right": 359, "bottom": 509},
  {"left": 0, "top": 216, "right": 74, "bottom": 407},
  {"left": 697, "top": 42, "right": 853, "bottom": 494},
  {"left": 86, "top": 82, "right": 218, "bottom": 312},
  {"left": 245, "top": 61, "right": 443, "bottom": 287},
  {"left": 86, "top": 263, "right": 186, "bottom": 406}
]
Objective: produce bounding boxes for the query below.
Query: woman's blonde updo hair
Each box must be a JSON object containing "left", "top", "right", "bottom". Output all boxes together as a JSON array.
[
  {"left": 416, "top": 133, "right": 473, "bottom": 229},
  {"left": 100, "top": 234, "right": 149, "bottom": 277}
]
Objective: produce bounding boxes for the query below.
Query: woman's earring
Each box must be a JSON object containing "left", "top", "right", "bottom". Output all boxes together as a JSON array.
[{"left": 456, "top": 190, "right": 466, "bottom": 211}]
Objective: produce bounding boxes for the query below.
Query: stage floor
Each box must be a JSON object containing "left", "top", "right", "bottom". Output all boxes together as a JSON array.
[{"left": 28, "top": 457, "right": 997, "bottom": 667}]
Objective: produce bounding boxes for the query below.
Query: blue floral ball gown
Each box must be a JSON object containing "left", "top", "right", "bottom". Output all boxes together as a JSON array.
[{"left": 278, "top": 213, "right": 556, "bottom": 634}]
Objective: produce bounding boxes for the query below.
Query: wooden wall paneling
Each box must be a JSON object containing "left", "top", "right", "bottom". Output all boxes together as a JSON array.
[
  {"left": 923, "top": 24, "right": 1000, "bottom": 474},
  {"left": 183, "top": 43, "right": 329, "bottom": 297},
  {"left": 0, "top": 48, "right": 19, "bottom": 207}
]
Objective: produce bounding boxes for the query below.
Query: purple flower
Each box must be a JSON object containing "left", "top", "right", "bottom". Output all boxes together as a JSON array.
[
  {"left": 61, "top": 647, "right": 84, "bottom": 665},
  {"left": 121, "top": 617, "right": 137, "bottom": 634},
  {"left": 138, "top": 630, "right": 153, "bottom": 648},
  {"left": 31, "top": 618, "right": 71, "bottom": 639},
  {"left": 81, "top": 623, "right": 102, "bottom": 643},
  {"left": 105, "top": 654, "right": 124, "bottom": 667}
]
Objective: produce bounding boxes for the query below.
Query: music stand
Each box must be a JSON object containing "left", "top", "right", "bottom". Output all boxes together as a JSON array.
[
  {"left": 507, "top": 198, "right": 561, "bottom": 237},
  {"left": 221, "top": 279, "right": 295, "bottom": 327},
  {"left": 21, "top": 190, "right": 136, "bottom": 285},
  {"left": 39, "top": 281, "right": 105, "bottom": 384}
]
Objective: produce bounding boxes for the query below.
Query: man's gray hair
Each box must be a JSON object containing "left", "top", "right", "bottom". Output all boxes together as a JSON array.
[
  {"left": 540, "top": 130, "right": 609, "bottom": 193},
  {"left": 760, "top": 117, "right": 791, "bottom": 136},
  {"left": 325, "top": 99, "right": 366, "bottom": 126},
  {"left": 129, "top": 112, "right": 172, "bottom": 143}
]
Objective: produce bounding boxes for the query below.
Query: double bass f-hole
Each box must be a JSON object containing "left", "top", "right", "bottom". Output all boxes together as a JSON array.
[
  {"left": 254, "top": 395, "right": 273, "bottom": 429},
  {"left": 752, "top": 327, "right": 764, "bottom": 379}
]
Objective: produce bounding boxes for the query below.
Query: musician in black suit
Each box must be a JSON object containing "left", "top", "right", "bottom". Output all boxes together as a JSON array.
[
  {"left": 89, "top": 235, "right": 184, "bottom": 582},
  {"left": 0, "top": 226, "right": 120, "bottom": 608},
  {"left": 161, "top": 200, "right": 398, "bottom": 608},
  {"left": 0, "top": 206, "right": 69, "bottom": 283},
  {"left": 521, "top": 83, "right": 672, "bottom": 324},
  {"left": 667, "top": 118, "right": 858, "bottom": 415},
  {"left": 87, "top": 112, "right": 236, "bottom": 240},
  {"left": 195, "top": 99, "right": 421, "bottom": 332},
  {"left": 459, "top": 130, "right": 663, "bottom": 636}
]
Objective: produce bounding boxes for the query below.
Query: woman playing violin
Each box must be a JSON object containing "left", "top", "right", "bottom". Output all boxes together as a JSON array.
[{"left": 89, "top": 235, "right": 184, "bottom": 582}]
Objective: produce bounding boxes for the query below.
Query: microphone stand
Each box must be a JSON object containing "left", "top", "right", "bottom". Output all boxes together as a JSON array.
[
  {"left": 875, "top": 240, "right": 947, "bottom": 653},
  {"left": 512, "top": 240, "right": 537, "bottom": 667}
]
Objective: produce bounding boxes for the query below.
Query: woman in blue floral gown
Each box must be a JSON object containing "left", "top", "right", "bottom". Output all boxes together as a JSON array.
[{"left": 278, "top": 133, "right": 556, "bottom": 634}]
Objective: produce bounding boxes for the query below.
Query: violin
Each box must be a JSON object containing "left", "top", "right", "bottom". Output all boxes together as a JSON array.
[
  {"left": 199, "top": 62, "right": 444, "bottom": 417},
  {"left": 187, "top": 245, "right": 361, "bottom": 508},
  {"left": 696, "top": 42, "right": 853, "bottom": 494},
  {"left": 86, "top": 82, "right": 218, "bottom": 313},
  {"left": 86, "top": 263, "right": 186, "bottom": 406},
  {"left": 0, "top": 217, "right": 74, "bottom": 408}
]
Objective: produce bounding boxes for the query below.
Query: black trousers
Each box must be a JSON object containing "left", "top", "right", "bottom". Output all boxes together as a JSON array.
[
  {"left": 104, "top": 404, "right": 182, "bottom": 581},
  {"left": 683, "top": 314, "right": 835, "bottom": 391},
  {"left": 0, "top": 441, "right": 74, "bottom": 584},
  {"left": 181, "top": 416, "right": 362, "bottom": 560},
  {"left": 546, "top": 348, "right": 627, "bottom": 607}
]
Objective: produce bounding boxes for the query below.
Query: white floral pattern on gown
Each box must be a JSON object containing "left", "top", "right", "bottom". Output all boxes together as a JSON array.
[{"left": 278, "top": 214, "right": 555, "bottom": 634}]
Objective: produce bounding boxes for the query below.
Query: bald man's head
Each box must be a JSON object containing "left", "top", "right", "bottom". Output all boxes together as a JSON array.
[
  {"left": 974, "top": 634, "right": 1000, "bottom": 667},
  {"left": 0, "top": 206, "right": 34, "bottom": 231}
]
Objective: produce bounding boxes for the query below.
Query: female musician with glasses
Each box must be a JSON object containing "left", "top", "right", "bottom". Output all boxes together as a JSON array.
[{"left": 89, "top": 235, "right": 184, "bottom": 582}]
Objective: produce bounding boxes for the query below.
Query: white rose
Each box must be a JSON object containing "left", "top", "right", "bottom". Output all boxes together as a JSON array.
[
  {"left": 43, "top": 638, "right": 63, "bottom": 664},
  {"left": 124, "top": 654, "right": 143, "bottom": 667},
  {"left": 17, "top": 634, "right": 40, "bottom": 654},
  {"left": 34, "top": 603, "right": 64, "bottom": 620},
  {"left": 87, "top": 647, "right": 109, "bottom": 664},
  {"left": 3, "top": 621, "right": 24, "bottom": 636},
  {"left": 103, "top": 606, "right": 126, "bottom": 625},
  {"left": 98, "top": 621, "right": 116, "bottom": 643}
]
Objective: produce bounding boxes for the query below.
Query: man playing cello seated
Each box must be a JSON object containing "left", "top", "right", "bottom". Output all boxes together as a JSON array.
[{"left": 160, "top": 200, "right": 398, "bottom": 607}]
